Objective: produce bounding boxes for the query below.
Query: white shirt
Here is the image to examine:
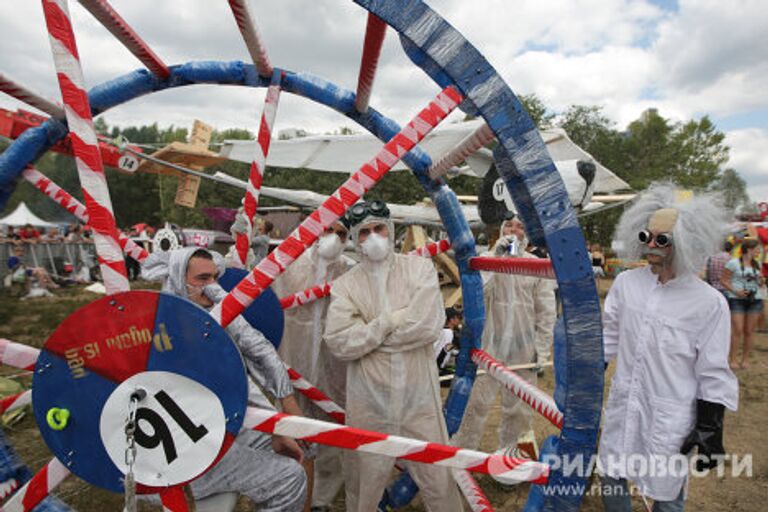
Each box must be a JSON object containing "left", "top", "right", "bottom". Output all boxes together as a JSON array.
[{"left": 599, "top": 266, "right": 738, "bottom": 501}]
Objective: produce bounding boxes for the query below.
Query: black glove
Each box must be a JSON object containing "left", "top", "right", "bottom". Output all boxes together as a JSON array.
[{"left": 679, "top": 399, "right": 725, "bottom": 471}]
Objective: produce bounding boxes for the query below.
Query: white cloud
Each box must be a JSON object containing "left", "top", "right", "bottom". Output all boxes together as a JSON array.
[{"left": 725, "top": 128, "right": 768, "bottom": 201}]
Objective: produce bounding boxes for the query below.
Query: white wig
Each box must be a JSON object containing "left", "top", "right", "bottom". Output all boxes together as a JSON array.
[{"left": 613, "top": 182, "right": 728, "bottom": 277}]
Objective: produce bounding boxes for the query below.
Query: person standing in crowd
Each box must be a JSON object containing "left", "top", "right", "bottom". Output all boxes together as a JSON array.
[
  {"left": 273, "top": 219, "right": 354, "bottom": 512},
  {"left": 141, "top": 248, "right": 308, "bottom": 510},
  {"left": 705, "top": 240, "right": 733, "bottom": 296},
  {"left": 600, "top": 183, "right": 738, "bottom": 511},
  {"left": 590, "top": 242, "right": 606, "bottom": 280},
  {"left": 434, "top": 307, "right": 461, "bottom": 375},
  {"left": 18, "top": 224, "right": 40, "bottom": 242},
  {"left": 721, "top": 237, "right": 764, "bottom": 369},
  {"left": 253, "top": 220, "right": 274, "bottom": 264},
  {"left": 452, "top": 212, "right": 556, "bottom": 458},
  {"left": 324, "top": 200, "right": 462, "bottom": 512}
]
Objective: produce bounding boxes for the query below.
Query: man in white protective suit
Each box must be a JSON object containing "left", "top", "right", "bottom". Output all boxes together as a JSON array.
[
  {"left": 599, "top": 183, "right": 738, "bottom": 511},
  {"left": 323, "top": 200, "right": 462, "bottom": 512},
  {"left": 272, "top": 219, "right": 354, "bottom": 512},
  {"left": 452, "top": 212, "right": 556, "bottom": 456},
  {"left": 141, "top": 247, "right": 307, "bottom": 511}
]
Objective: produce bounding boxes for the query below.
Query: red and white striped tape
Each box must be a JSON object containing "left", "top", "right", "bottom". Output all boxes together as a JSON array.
[
  {"left": 452, "top": 469, "right": 495, "bottom": 512},
  {"left": 0, "top": 339, "right": 40, "bottom": 371},
  {"left": 471, "top": 349, "right": 563, "bottom": 429},
  {"left": 408, "top": 239, "right": 452, "bottom": 258},
  {"left": 279, "top": 282, "right": 331, "bottom": 310},
  {"left": 244, "top": 408, "right": 549, "bottom": 485},
  {"left": 235, "top": 71, "right": 282, "bottom": 267},
  {"left": 228, "top": 0, "right": 273, "bottom": 77},
  {"left": 22, "top": 167, "right": 148, "bottom": 262},
  {"left": 355, "top": 13, "right": 387, "bottom": 113},
  {"left": 159, "top": 486, "right": 188, "bottom": 512},
  {"left": 0, "top": 457, "right": 70, "bottom": 512},
  {"left": 77, "top": 0, "right": 170, "bottom": 79},
  {"left": 212, "top": 86, "right": 462, "bottom": 328},
  {"left": 279, "top": 240, "right": 452, "bottom": 310},
  {"left": 469, "top": 256, "right": 555, "bottom": 280},
  {"left": 285, "top": 366, "right": 345, "bottom": 424},
  {"left": 0, "top": 391, "right": 32, "bottom": 416},
  {"left": 42, "top": 0, "right": 129, "bottom": 295},
  {"left": 0, "top": 72, "right": 64, "bottom": 119},
  {"left": 428, "top": 123, "right": 494, "bottom": 179}
]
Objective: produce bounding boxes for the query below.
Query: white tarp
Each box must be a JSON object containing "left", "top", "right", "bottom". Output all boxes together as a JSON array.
[
  {"left": 0, "top": 202, "right": 57, "bottom": 228},
  {"left": 220, "top": 119, "right": 630, "bottom": 194}
]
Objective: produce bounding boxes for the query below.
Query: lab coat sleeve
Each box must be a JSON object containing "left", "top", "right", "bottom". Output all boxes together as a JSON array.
[
  {"left": 324, "top": 283, "right": 396, "bottom": 361},
  {"left": 384, "top": 259, "right": 445, "bottom": 351},
  {"left": 533, "top": 277, "right": 557, "bottom": 355},
  {"left": 694, "top": 296, "right": 739, "bottom": 411},
  {"left": 228, "top": 317, "right": 294, "bottom": 400},
  {"left": 602, "top": 273, "right": 623, "bottom": 362}
]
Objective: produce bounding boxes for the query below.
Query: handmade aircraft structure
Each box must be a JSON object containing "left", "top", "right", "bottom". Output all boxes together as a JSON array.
[{"left": 0, "top": 1, "right": 606, "bottom": 511}]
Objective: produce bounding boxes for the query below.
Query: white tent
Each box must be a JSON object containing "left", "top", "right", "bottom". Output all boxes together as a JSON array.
[
  {"left": 220, "top": 119, "right": 630, "bottom": 194},
  {"left": 0, "top": 202, "right": 57, "bottom": 228}
]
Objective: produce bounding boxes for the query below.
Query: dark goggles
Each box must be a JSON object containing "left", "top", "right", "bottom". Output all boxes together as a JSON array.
[
  {"left": 638, "top": 230, "right": 672, "bottom": 248},
  {"left": 346, "top": 200, "right": 390, "bottom": 227}
]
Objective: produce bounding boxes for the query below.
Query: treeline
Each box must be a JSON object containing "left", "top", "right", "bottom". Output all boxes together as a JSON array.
[{"left": 1, "top": 96, "right": 749, "bottom": 246}]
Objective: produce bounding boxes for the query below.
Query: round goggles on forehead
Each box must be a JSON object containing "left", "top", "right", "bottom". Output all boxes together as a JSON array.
[
  {"left": 347, "top": 200, "right": 390, "bottom": 226},
  {"left": 638, "top": 230, "right": 672, "bottom": 248}
]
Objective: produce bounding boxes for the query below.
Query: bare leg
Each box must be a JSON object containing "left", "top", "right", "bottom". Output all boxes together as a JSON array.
[
  {"left": 730, "top": 312, "right": 744, "bottom": 368},
  {"left": 742, "top": 312, "right": 760, "bottom": 368}
]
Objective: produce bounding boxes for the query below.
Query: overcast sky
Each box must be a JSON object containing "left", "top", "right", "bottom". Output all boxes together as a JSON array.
[{"left": 1, "top": 0, "right": 767, "bottom": 200}]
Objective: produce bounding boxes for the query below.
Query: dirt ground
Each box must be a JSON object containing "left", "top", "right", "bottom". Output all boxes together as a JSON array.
[{"left": 0, "top": 279, "right": 765, "bottom": 511}]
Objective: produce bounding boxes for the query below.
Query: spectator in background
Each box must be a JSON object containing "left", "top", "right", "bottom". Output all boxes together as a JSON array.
[
  {"left": 43, "top": 227, "right": 64, "bottom": 243},
  {"left": 721, "top": 238, "right": 764, "bottom": 369},
  {"left": 6, "top": 243, "right": 58, "bottom": 297},
  {"left": 65, "top": 223, "right": 83, "bottom": 243},
  {"left": 434, "top": 307, "right": 461, "bottom": 377},
  {"left": 18, "top": 224, "right": 41, "bottom": 242},
  {"left": 705, "top": 240, "right": 733, "bottom": 296},
  {"left": 590, "top": 242, "right": 606, "bottom": 280},
  {"left": 253, "top": 219, "right": 274, "bottom": 265}
]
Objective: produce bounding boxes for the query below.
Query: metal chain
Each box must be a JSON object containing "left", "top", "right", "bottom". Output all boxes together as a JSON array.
[{"left": 123, "top": 390, "right": 144, "bottom": 512}]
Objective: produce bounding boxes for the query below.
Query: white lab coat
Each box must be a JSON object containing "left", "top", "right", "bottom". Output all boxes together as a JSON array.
[
  {"left": 324, "top": 253, "right": 462, "bottom": 512},
  {"left": 452, "top": 248, "right": 556, "bottom": 451},
  {"left": 272, "top": 246, "right": 352, "bottom": 508},
  {"left": 599, "top": 266, "right": 738, "bottom": 501}
]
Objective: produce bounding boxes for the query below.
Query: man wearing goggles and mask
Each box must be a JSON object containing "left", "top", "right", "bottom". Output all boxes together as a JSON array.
[
  {"left": 324, "top": 200, "right": 462, "bottom": 512},
  {"left": 599, "top": 183, "right": 738, "bottom": 511},
  {"left": 273, "top": 219, "right": 353, "bottom": 511}
]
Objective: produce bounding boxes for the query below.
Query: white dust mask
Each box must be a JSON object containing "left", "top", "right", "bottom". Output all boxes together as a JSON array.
[
  {"left": 361, "top": 233, "right": 390, "bottom": 262},
  {"left": 317, "top": 234, "right": 344, "bottom": 260}
]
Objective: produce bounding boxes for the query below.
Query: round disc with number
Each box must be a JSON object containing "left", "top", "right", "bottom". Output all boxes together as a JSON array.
[{"left": 31, "top": 290, "right": 248, "bottom": 493}]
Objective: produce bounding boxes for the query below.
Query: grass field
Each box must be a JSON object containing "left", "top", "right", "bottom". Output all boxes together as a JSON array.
[{"left": 0, "top": 280, "right": 765, "bottom": 511}]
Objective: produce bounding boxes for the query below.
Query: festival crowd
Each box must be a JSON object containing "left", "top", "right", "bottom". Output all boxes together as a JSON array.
[{"left": 2, "top": 182, "right": 750, "bottom": 511}]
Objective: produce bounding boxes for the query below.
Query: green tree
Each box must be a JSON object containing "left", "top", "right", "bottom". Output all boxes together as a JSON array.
[
  {"left": 711, "top": 168, "right": 750, "bottom": 211},
  {"left": 668, "top": 116, "right": 728, "bottom": 188},
  {"left": 519, "top": 93, "right": 554, "bottom": 129}
]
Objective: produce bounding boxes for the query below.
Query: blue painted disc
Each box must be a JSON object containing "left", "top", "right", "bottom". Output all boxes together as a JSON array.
[
  {"left": 31, "top": 291, "right": 248, "bottom": 493},
  {"left": 219, "top": 267, "right": 284, "bottom": 348}
]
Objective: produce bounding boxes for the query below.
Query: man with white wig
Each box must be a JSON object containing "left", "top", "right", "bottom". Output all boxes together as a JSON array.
[
  {"left": 452, "top": 212, "right": 556, "bottom": 457},
  {"left": 323, "top": 200, "right": 462, "bottom": 512},
  {"left": 272, "top": 218, "right": 354, "bottom": 511},
  {"left": 599, "top": 183, "right": 738, "bottom": 511},
  {"left": 141, "top": 247, "right": 307, "bottom": 511}
]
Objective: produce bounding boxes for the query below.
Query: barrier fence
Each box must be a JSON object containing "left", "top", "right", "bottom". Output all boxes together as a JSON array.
[{"left": 0, "top": 242, "right": 106, "bottom": 282}]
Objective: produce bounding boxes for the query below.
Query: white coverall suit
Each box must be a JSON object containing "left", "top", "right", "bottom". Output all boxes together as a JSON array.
[
  {"left": 599, "top": 266, "right": 738, "bottom": 501},
  {"left": 324, "top": 252, "right": 462, "bottom": 512},
  {"left": 452, "top": 239, "right": 556, "bottom": 452},
  {"left": 141, "top": 247, "right": 306, "bottom": 511},
  {"left": 273, "top": 244, "right": 352, "bottom": 507}
]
